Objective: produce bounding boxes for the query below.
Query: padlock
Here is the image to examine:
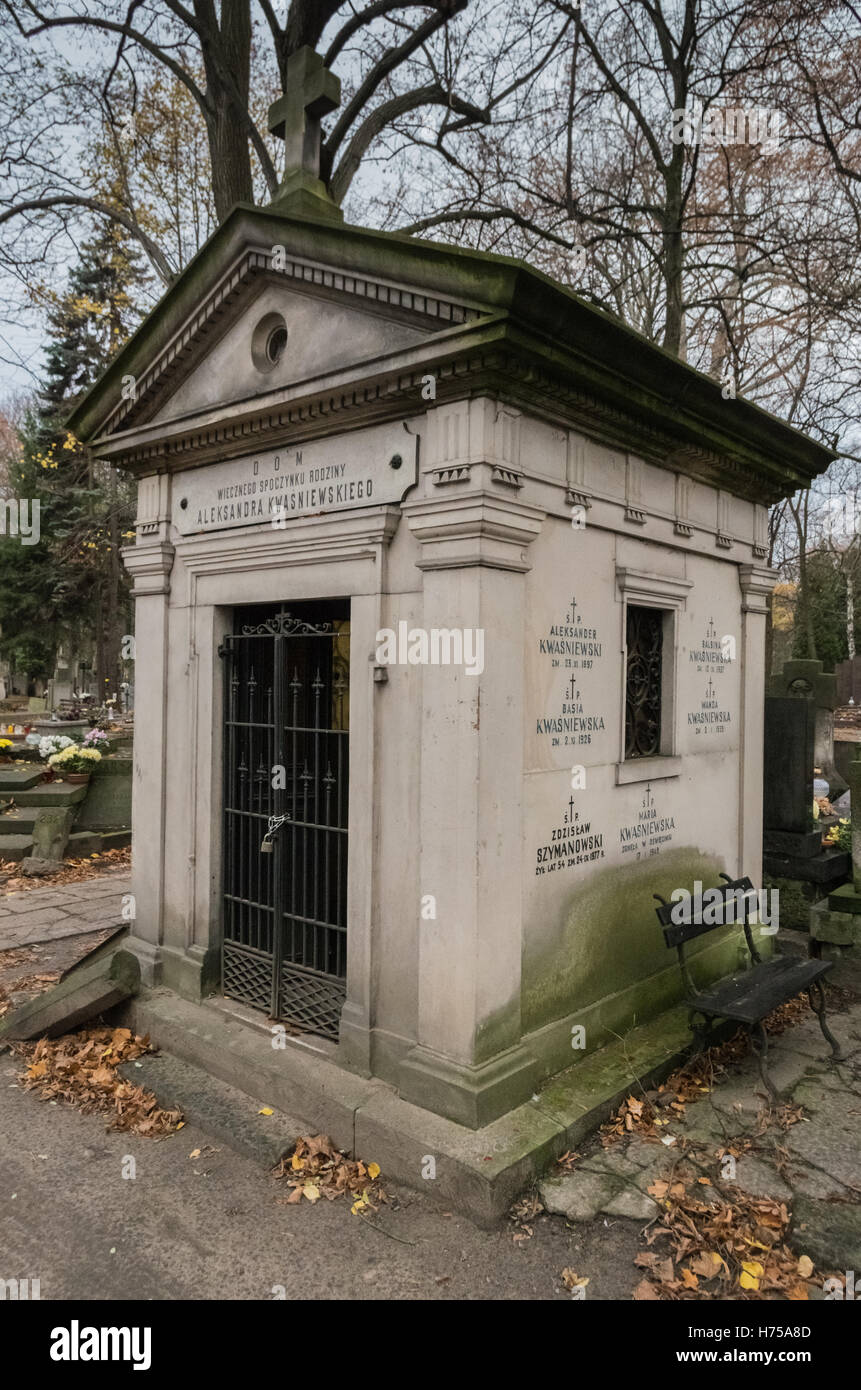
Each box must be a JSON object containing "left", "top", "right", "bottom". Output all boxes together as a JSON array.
[{"left": 260, "top": 836, "right": 273, "bottom": 853}]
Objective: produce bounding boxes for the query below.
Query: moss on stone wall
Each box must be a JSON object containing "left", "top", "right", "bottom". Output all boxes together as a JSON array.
[{"left": 521, "top": 847, "right": 731, "bottom": 1035}]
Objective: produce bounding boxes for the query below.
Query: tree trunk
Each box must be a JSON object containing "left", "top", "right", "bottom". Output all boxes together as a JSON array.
[
  {"left": 198, "top": 0, "right": 254, "bottom": 222},
  {"left": 662, "top": 165, "right": 685, "bottom": 356}
]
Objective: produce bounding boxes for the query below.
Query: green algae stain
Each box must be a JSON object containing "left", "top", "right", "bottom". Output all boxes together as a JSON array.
[{"left": 522, "top": 847, "right": 739, "bottom": 1033}]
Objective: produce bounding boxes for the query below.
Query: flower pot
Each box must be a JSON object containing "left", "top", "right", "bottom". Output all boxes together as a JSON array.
[{"left": 65, "top": 772, "right": 91, "bottom": 785}]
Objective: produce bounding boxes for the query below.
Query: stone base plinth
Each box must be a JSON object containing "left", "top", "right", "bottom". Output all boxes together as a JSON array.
[
  {"left": 763, "top": 847, "right": 850, "bottom": 889},
  {"left": 398, "top": 1042, "right": 539, "bottom": 1130},
  {"left": 810, "top": 900, "right": 861, "bottom": 947},
  {"left": 763, "top": 829, "right": 823, "bottom": 859},
  {"left": 827, "top": 883, "right": 861, "bottom": 916}
]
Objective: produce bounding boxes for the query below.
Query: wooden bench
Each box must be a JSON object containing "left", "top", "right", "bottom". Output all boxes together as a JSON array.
[{"left": 654, "top": 873, "right": 843, "bottom": 1100}]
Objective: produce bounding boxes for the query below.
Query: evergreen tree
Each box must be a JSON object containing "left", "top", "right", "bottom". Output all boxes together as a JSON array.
[{"left": 0, "top": 221, "right": 142, "bottom": 694}]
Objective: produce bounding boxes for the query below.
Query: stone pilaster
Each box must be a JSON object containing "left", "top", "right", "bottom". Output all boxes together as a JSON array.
[
  {"left": 738, "top": 563, "right": 777, "bottom": 878},
  {"left": 397, "top": 488, "right": 544, "bottom": 1127},
  {"left": 121, "top": 537, "right": 175, "bottom": 984}
]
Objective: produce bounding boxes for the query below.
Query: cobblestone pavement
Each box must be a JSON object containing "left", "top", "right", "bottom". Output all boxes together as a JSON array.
[{"left": 0, "top": 871, "right": 130, "bottom": 951}]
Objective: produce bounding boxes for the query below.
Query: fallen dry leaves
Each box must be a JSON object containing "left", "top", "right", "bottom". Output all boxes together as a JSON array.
[
  {"left": 273, "top": 1133, "right": 386, "bottom": 1215},
  {"left": 15, "top": 1025, "right": 183, "bottom": 1135},
  {"left": 0, "top": 846, "right": 131, "bottom": 894},
  {"left": 509, "top": 1190, "right": 544, "bottom": 1242},
  {"left": 631, "top": 1170, "right": 819, "bottom": 1301},
  {"left": 601, "top": 993, "right": 828, "bottom": 1148}
]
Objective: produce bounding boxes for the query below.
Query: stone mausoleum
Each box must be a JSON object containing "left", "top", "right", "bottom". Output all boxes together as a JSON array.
[{"left": 69, "top": 51, "right": 833, "bottom": 1145}]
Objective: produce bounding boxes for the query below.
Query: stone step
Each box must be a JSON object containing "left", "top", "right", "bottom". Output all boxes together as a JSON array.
[
  {"left": 119, "top": 990, "right": 700, "bottom": 1225},
  {"left": 65, "top": 830, "right": 103, "bottom": 856},
  {"left": 10, "top": 784, "right": 88, "bottom": 808},
  {"left": 99, "top": 830, "right": 132, "bottom": 850},
  {"left": 0, "top": 834, "right": 34, "bottom": 861},
  {"left": 116, "top": 1051, "right": 302, "bottom": 1167},
  {"left": 0, "top": 811, "right": 38, "bottom": 835},
  {"left": 0, "top": 767, "right": 45, "bottom": 792},
  {"left": 65, "top": 829, "right": 132, "bottom": 856}
]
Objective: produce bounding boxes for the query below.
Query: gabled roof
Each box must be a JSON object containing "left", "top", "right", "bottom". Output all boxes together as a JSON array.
[{"left": 68, "top": 202, "right": 835, "bottom": 505}]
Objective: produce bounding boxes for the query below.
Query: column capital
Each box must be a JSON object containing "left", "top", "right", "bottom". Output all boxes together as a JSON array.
[
  {"left": 737, "top": 562, "right": 777, "bottom": 614},
  {"left": 402, "top": 491, "right": 545, "bottom": 573},
  {"left": 122, "top": 541, "right": 176, "bottom": 596}
]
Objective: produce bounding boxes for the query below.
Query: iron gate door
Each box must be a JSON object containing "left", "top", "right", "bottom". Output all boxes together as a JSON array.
[{"left": 220, "top": 601, "right": 349, "bottom": 1039}]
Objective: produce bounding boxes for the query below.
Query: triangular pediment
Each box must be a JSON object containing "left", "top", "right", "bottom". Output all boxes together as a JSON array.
[
  {"left": 86, "top": 223, "right": 487, "bottom": 442},
  {"left": 147, "top": 271, "right": 459, "bottom": 428}
]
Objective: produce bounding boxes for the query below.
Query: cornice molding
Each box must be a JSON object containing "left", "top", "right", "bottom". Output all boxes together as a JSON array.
[
  {"left": 98, "top": 341, "right": 808, "bottom": 509},
  {"left": 121, "top": 541, "right": 176, "bottom": 596}
]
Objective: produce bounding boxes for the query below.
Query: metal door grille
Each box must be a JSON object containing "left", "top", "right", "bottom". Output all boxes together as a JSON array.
[
  {"left": 625, "top": 604, "right": 663, "bottom": 758},
  {"left": 220, "top": 602, "right": 349, "bottom": 1039}
]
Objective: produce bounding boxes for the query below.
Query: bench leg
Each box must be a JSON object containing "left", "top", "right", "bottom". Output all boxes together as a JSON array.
[
  {"left": 807, "top": 980, "right": 844, "bottom": 1061},
  {"left": 748, "top": 1022, "right": 778, "bottom": 1103},
  {"left": 688, "top": 1009, "right": 711, "bottom": 1062}
]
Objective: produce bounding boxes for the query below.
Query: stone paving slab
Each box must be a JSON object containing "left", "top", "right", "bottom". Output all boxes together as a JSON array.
[
  {"left": 0, "top": 872, "right": 131, "bottom": 950},
  {"left": 535, "top": 996, "right": 861, "bottom": 1276}
]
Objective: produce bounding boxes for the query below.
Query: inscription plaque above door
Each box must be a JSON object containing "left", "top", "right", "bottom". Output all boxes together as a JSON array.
[{"left": 173, "top": 420, "right": 417, "bottom": 535}]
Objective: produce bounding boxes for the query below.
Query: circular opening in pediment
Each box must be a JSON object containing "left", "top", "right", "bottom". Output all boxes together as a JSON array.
[
  {"left": 251, "top": 312, "right": 288, "bottom": 374},
  {"left": 266, "top": 325, "right": 288, "bottom": 364}
]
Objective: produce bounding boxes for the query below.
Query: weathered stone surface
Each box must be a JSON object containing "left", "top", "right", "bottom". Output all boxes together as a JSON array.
[
  {"left": 731, "top": 1155, "right": 793, "bottom": 1203},
  {"left": 579, "top": 1150, "right": 643, "bottom": 1183},
  {"left": 117, "top": 1052, "right": 300, "bottom": 1166},
  {"left": 677, "top": 1101, "right": 736, "bottom": 1143},
  {"left": 19, "top": 856, "right": 62, "bottom": 877},
  {"left": 538, "top": 1170, "right": 617, "bottom": 1221},
  {"left": 625, "top": 1136, "right": 666, "bottom": 1170},
  {"left": 786, "top": 1165, "right": 846, "bottom": 1201},
  {"left": 602, "top": 1186, "right": 657, "bottom": 1220},
  {"left": 809, "top": 904, "right": 861, "bottom": 946},
  {"left": 790, "top": 1198, "right": 861, "bottom": 1272},
  {"left": 785, "top": 1102, "right": 861, "bottom": 1190},
  {"left": 0, "top": 766, "right": 43, "bottom": 791},
  {"left": 31, "top": 806, "right": 75, "bottom": 862},
  {"left": 0, "top": 948, "right": 139, "bottom": 1041}
]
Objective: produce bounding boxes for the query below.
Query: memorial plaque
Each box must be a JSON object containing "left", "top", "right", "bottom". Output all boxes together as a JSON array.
[{"left": 173, "top": 421, "right": 416, "bottom": 535}]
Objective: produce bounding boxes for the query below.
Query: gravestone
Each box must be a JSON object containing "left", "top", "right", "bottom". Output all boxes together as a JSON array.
[
  {"left": 762, "top": 694, "right": 850, "bottom": 924},
  {"left": 767, "top": 658, "right": 846, "bottom": 795},
  {"left": 763, "top": 697, "right": 817, "bottom": 847},
  {"left": 67, "top": 47, "right": 836, "bottom": 1146}
]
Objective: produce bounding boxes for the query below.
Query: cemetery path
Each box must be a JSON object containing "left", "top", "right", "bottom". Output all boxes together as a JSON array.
[
  {"left": 0, "top": 871, "right": 130, "bottom": 952},
  {"left": 0, "top": 878, "right": 859, "bottom": 1298},
  {"left": 1, "top": 995, "right": 859, "bottom": 1299},
  {"left": 0, "top": 1048, "right": 641, "bottom": 1300}
]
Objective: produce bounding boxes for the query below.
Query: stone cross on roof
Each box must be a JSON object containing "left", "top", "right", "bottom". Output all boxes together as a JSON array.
[{"left": 267, "top": 46, "right": 342, "bottom": 222}]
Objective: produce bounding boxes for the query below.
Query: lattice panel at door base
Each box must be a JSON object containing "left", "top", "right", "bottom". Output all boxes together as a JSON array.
[
  {"left": 279, "top": 964, "right": 345, "bottom": 1040},
  {"left": 223, "top": 943, "right": 273, "bottom": 1013}
]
